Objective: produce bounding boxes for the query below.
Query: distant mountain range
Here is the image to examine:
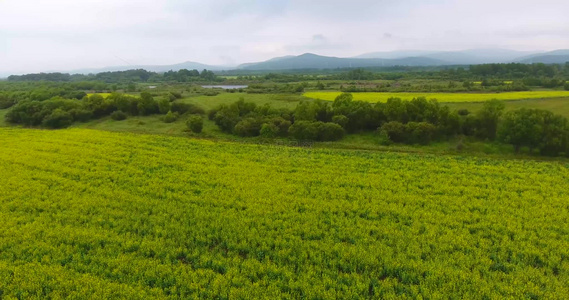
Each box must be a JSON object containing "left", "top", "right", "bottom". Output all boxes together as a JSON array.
[
  {"left": 353, "top": 49, "right": 569, "bottom": 65},
  {"left": 236, "top": 53, "right": 445, "bottom": 70},
  {"left": 3, "top": 49, "right": 569, "bottom": 77},
  {"left": 233, "top": 49, "right": 569, "bottom": 70}
]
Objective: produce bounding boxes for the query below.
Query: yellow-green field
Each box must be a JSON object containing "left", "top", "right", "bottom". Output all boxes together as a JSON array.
[
  {"left": 86, "top": 93, "right": 111, "bottom": 98},
  {"left": 1, "top": 128, "right": 568, "bottom": 298},
  {"left": 304, "top": 91, "right": 569, "bottom": 103}
]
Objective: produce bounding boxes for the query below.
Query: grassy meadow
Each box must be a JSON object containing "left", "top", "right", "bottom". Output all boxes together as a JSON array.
[
  {"left": 303, "top": 91, "right": 569, "bottom": 103},
  {"left": 1, "top": 128, "right": 568, "bottom": 298}
]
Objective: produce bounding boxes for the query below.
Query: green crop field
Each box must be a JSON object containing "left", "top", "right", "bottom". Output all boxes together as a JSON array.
[
  {"left": 304, "top": 91, "right": 569, "bottom": 103},
  {"left": 86, "top": 93, "right": 111, "bottom": 98},
  {"left": 1, "top": 128, "right": 568, "bottom": 299}
]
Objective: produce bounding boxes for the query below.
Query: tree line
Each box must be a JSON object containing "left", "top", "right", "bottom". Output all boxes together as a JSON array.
[
  {"left": 210, "top": 93, "right": 569, "bottom": 157},
  {"left": 7, "top": 69, "right": 221, "bottom": 83},
  {"left": 5, "top": 92, "right": 204, "bottom": 129}
]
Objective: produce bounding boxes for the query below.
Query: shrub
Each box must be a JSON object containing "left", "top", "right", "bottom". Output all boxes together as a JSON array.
[
  {"left": 234, "top": 117, "right": 263, "bottom": 137},
  {"left": 170, "top": 91, "right": 183, "bottom": 99},
  {"left": 69, "top": 109, "right": 93, "bottom": 122},
  {"left": 260, "top": 123, "right": 279, "bottom": 138},
  {"left": 564, "top": 82, "right": 569, "bottom": 91},
  {"left": 377, "top": 130, "right": 392, "bottom": 145},
  {"left": 379, "top": 121, "right": 406, "bottom": 143},
  {"left": 110, "top": 110, "right": 127, "bottom": 121},
  {"left": 269, "top": 117, "right": 292, "bottom": 137},
  {"left": 203, "top": 90, "right": 219, "bottom": 96},
  {"left": 0, "top": 95, "right": 16, "bottom": 109},
  {"left": 186, "top": 115, "right": 203, "bottom": 133},
  {"left": 406, "top": 122, "right": 437, "bottom": 145},
  {"left": 457, "top": 109, "right": 470, "bottom": 116},
  {"left": 316, "top": 122, "right": 345, "bottom": 141},
  {"left": 289, "top": 121, "right": 345, "bottom": 141},
  {"left": 137, "top": 92, "right": 159, "bottom": 115},
  {"left": 83, "top": 94, "right": 109, "bottom": 117},
  {"left": 42, "top": 109, "right": 73, "bottom": 128},
  {"left": 213, "top": 106, "right": 240, "bottom": 132},
  {"left": 208, "top": 108, "right": 219, "bottom": 120},
  {"left": 162, "top": 111, "right": 179, "bottom": 123},
  {"left": 171, "top": 102, "right": 205, "bottom": 115},
  {"left": 332, "top": 115, "right": 349, "bottom": 129},
  {"left": 158, "top": 97, "right": 171, "bottom": 114},
  {"left": 289, "top": 121, "right": 319, "bottom": 140}
]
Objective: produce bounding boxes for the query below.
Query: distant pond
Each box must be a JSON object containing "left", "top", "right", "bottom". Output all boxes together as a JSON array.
[{"left": 201, "top": 85, "right": 248, "bottom": 89}]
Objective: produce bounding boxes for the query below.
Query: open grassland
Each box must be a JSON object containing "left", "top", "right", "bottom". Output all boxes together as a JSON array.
[
  {"left": 304, "top": 91, "right": 569, "bottom": 103},
  {"left": 1, "top": 128, "right": 568, "bottom": 299}
]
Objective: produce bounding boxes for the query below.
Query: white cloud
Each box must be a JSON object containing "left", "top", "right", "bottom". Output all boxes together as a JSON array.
[{"left": 1, "top": 0, "right": 568, "bottom": 74}]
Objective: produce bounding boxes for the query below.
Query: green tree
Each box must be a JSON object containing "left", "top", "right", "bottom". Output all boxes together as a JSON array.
[
  {"left": 475, "top": 99, "right": 505, "bottom": 140},
  {"left": 186, "top": 115, "right": 203, "bottom": 133},
  {"left": 42, "top": 109, "right": 73, "bottom": 128},
  {"left": 260, "top": 123, "right": 279, "bottom": 138},
  {"left": 158, "top": 97, "right": 171, "bottom": 114},
  {"left": 137, "top": 92, "right": 158, "bottom": 115}
]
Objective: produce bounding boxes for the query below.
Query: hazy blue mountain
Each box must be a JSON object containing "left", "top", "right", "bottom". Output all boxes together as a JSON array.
[
  {"left": 355, "top": 48, "right": 540, "bottom": 65},
  {"left": 354, "top": 50, "right": 436, "bottom": 59},
  {"left": 518, "top": 55, "right": 569, "bottom": 64},
  {"left": 238, "top": 55, "right": 295, "bottom": 69},
  {"left": 237, "top": 53, "right": 446, "bottom": 70},
  {"left": 516, "top": 50, "right": 569, "bottom": 64}
]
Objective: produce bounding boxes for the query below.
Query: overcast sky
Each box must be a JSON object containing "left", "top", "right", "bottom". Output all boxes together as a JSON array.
[{"left": 1, "top": 0, "right": 568, "bottom": 74}]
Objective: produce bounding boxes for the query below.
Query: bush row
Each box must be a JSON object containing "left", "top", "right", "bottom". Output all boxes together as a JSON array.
[{"left": 5, "top": 92, "right": 204, "bottom": 128}]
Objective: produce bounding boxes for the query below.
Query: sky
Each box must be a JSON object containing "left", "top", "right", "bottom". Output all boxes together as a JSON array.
[{"left": 1, "top": 0, "right": 568, "bottom": 74}]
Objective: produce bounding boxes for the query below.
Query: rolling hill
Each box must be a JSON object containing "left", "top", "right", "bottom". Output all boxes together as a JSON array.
[
  {"left": 355, "top": 49, "right": 539, "bottom": 65},
  {"left": 237, "top": 53, "right": 446, "bottom": 70}
]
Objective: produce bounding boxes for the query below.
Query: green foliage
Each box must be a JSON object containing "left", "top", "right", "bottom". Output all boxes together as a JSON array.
[
  {"left": 267, "top": 117, "right": 292, "bottom": 137},
  {"left": 213, "top": 105, "right": 240, "bottom": 133},
  {"left": 162, "top": 111, "right": 179, "bottom": 123},
  {"left": 186, "top": 115, "right": 203, "bottom": 133},
  {"left": 234, "top": 117, "right": 263, "bottom": 137},
  {"left": 42, "top": 108, "right": 73, "bottom": 128},
  {"left": 405, "top": 122, "right": 437, "bottom": 145},
  {"left": 315, "top": 122, "right": 345, "bottom": 141},
  {"left": 475, "top": 99, "right": 505, "bottom": 140},
  {"left": 379, "top": 121, "right": 406, "bottom": 143},
  {"left": 332, "top": 114, "right": 349, "bottom": 128},
  {"left": 288, "top": 120, "right": 319, "bottom": 140},
  {"left": 6, "top": 98, "right": 81, "bottom": 126},
  {"left": 137, "top": 92, "right": 159, "bottom": 115},
  {"left": 84, "top": 94, "right": 109, "bottom": 117},
  {"left": 110, "top": 110, "right": 127, "bottom": 121},
  {"left": 171, "top": 102, "right": 205, "bottom": 115},
  {"left": 158, "top": 97, "right": 171, "bottom": 114},
  {"left": 499, "top": 108, "right": 569, "bottom": 155},
  {"left": 68, "top": 108, "right": 93, "bottom": 122},
  {"left": 0, "top": 94, "right": 17, "bottom": 109},
  {"left": 1, "top": 128, "right": 568, "bottom": 298},
  {"left": 288, "top": 121, "right": 344, "bottom": 141},
  {"left": 260, "top": 123, "right": 279, "bottom": 138}
]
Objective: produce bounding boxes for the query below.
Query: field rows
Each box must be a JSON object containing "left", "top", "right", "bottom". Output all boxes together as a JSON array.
[
  {"left": 304, "top": 91, "right": 569, "bottom": 103},
  {"left": 0, "top": 128, "right": 568, "bottom": 298}
]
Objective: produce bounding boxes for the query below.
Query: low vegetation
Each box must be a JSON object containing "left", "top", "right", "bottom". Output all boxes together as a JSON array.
[
  {"left": 303, "top": 91, "right": 569, "bottom": 103},
  {"left": 1, "top": 128, "right": 567, "bottom": 298}
]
